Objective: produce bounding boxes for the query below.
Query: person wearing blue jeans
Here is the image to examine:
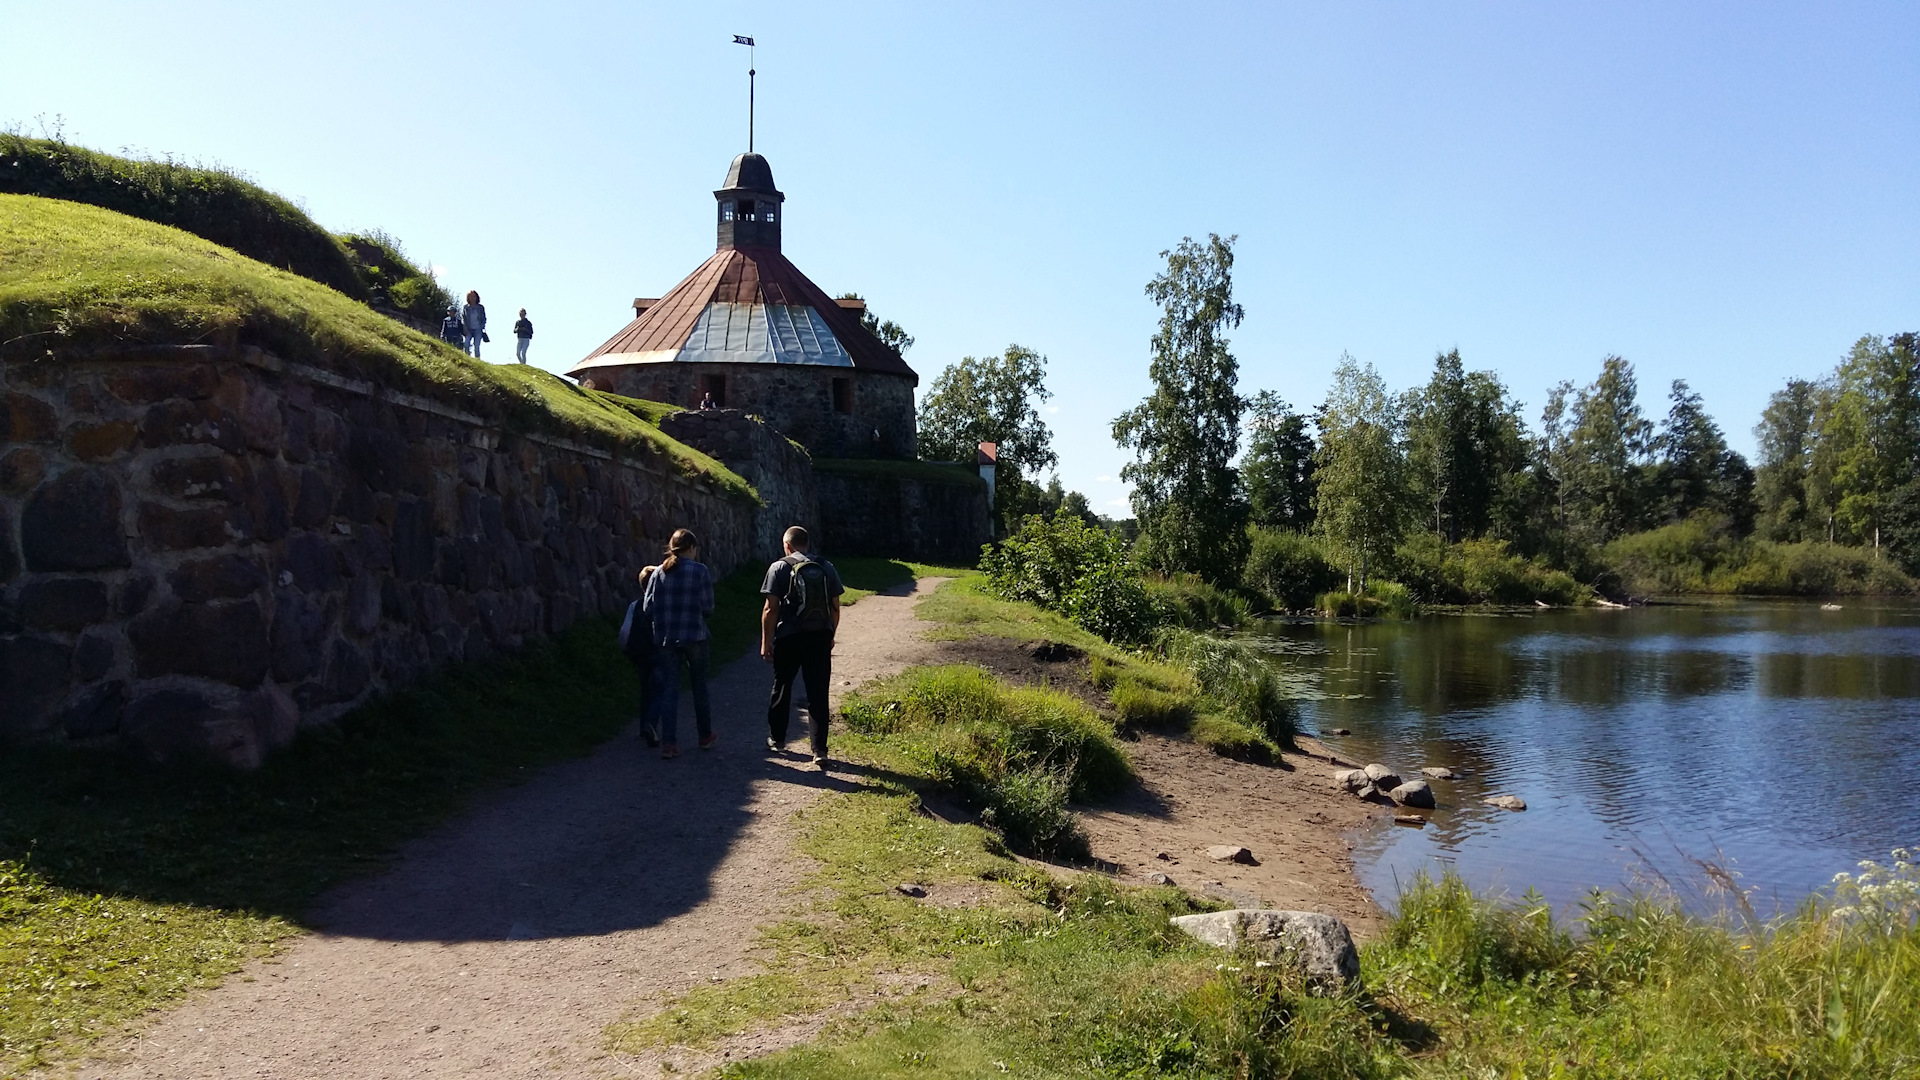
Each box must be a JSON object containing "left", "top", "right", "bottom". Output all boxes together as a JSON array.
[
  {"left": 462, "top": 289, "right": 487, "bottom": 358},
  {"left": 641, "top": 528, "right": 716, "bottom": 758},
  {"left": 513, "top": 308, "right": 533, "bottom": 364}
]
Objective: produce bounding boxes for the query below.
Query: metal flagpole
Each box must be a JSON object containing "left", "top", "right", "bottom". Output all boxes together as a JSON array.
[{"left": 733, "top": 35, "right": 757, "bottom": 152}]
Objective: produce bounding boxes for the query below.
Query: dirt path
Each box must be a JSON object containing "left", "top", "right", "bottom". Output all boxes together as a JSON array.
[{"left": 71, "top": 579, "right": 952, "bottom": 1080}]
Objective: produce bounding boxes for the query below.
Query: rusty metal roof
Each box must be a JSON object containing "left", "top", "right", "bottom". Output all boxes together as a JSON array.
[{"left": 570, "top": 246, "right": 917, "bottom": 381}]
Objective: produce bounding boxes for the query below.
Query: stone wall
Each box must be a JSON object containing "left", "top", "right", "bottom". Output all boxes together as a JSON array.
[
  {"left": 813, "top": 461, "right": 990, "bottom": 564},
  {"left": 586, "top": 362, "right": 916, "bottom": 460},
  {"left": 0, "top": 345, "right": 756, "bottom": 766},
  {"left": 657, "top": 408, "right": 819, "bottom": 559}
]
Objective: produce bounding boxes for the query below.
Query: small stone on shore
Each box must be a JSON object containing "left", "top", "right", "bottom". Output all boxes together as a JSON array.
[
  {"left": 894, "top": 883, "right": 927, "bottom": 898},
  {"left": 1207, "top": 845, "right": 1257, "bottom": 865},
  {"left": 1147, "top": 872, "right": 1173, "bottom": 886},
  {"left": 1483, "top": 795, "right": 1527, "bottom": 811},
  {"left": 1327, "top": 728, "right": 1351, "bottom": 736},
  {"left": 1168, "top": 910, "right": 1360, "bottom": 992},
  {"left": 1393, "top": 815, "right": 1426, "bottom": 826}
]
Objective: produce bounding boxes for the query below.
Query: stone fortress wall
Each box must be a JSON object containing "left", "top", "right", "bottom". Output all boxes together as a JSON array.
[
  {"left": 591, "top": 363, "right": 916, "bottom": 460},
  {"left": 0, "top": 345, "right": 756, "bottom": 766}
]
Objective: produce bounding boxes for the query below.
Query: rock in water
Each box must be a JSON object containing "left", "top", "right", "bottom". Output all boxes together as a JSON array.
[
  {"left": 1421, "top": 766, "right": 1456, "bottom": 780},
  {"left": 1206, "top": 845, "right": 1257, "bottom": 864},
  {"left": 1327, "top": 727, "right": 1351, "bottom": 736},
  {"left": 1169, "top": 910, "right": 1360, "bottom": 991},
  {"left": 1483, "top": 794, "right": 1527, "bottom": 811},
  {"left": 1389, "top": 779, "right": 1436, "bottom": 808},
  {"left": 1363, "top": 763, "right": 1401, "bottom": 787}
]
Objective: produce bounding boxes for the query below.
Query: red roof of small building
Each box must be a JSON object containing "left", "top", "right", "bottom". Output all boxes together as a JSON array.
[{"left": 976, "top": 442, "right": 998, "bottom": 465}]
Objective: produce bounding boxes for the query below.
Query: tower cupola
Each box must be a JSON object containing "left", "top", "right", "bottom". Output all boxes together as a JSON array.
[{"left": 715, "top": 152, "right": 784, "bottom": 250}]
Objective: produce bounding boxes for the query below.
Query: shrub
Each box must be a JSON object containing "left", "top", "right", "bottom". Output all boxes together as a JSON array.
[
  {"left": 1064, "top": 565, "right": 1159, "bottom": 644},
  {"left": 985, "top": 514, "right": 1158, "bottom": 642},
  {"left": 839, "top": 666, "right": 1131, "bottom": 856},
  {"left": 1243, "top": 528, "right": 1341, "bottom": 611},
  {"left": 1143, "top": 574, "right": 1256, "bottom": 629},
  {"left": 1393, "top": 533, "right": 1592, "bottom": 605},
  {"left": 1601, "top": 516, "right": 1918, "bottom": 596},
  {"left": 1316, "top": 579, "right": 1417, "bottom": 619}
]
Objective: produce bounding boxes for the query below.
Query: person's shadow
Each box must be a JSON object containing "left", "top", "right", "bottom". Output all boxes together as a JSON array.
[{"left": 315, "top": 649, "right": 865, "bottom": 942}]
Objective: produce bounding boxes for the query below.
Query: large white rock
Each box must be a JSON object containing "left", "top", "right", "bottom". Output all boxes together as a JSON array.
[
  {"left": 1169, "top": 909, "right": 1360, "bottom": 991},
  {"left": 1389, "top": 779, "right": 1436, "bottom": 808},
  {"left": 1363, "top": 763, "right": 1401, "bottom": 787},
  {"left": 1333, "top": 769, "right": 1370, "bottom": 791}
]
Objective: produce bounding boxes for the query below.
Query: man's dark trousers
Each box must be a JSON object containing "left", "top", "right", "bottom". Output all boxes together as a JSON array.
[{"left": 768, "top": 630, "right": 833, "bottom": 754}]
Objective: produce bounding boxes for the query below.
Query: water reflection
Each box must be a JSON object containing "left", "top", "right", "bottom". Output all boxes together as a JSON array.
[{"left": 1253, "top": 599, "right": 1920, "bottom": 916}]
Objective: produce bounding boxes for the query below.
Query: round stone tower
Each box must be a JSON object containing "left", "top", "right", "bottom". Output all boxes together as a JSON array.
[{"left": 568, "top": 153, "right": 917, "bottom": 459}]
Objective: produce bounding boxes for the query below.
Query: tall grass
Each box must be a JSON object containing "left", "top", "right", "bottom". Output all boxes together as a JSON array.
[
  {"left": 1603, "top": 514, "right": 1917, "bottom": 596},
  {"left": 1151, "top": 629, "right": 1299, "bottom": 759},
  {"left": 839, "top": 666, "right": 1131, "bottom": 857},
  {"left": 1316, "top": 579, "right": 1419, "bottom": 619}
]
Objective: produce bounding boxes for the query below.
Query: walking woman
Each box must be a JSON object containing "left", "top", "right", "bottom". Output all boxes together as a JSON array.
[
  {"left": 462, "top": 290, "right": 487, "bottom": 358},
  {"left": 641, "top": 529, "right": 716, "bottom": 758},
  {"left": 619, "top": 565, "right": 662, "bottom": 747}
]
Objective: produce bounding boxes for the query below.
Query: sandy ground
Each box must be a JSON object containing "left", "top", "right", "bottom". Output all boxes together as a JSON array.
[
  {"left": 62, "top": 580, "right": 1386, "bottom": 1078},
  {"left": 68, "top": 580, "right": 951, "bottom": 1080}
]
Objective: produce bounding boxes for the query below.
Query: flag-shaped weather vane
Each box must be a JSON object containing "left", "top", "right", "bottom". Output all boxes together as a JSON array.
[{"left": 734, "top": 35, "right": 756, "bottom": 152}]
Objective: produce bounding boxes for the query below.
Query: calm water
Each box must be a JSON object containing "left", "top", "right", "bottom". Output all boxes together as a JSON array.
[{"left": 1252, "top": 600, "right": 1920, "bottom": 916}]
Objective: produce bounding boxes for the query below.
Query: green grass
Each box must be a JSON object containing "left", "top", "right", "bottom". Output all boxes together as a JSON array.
[
  {"left": 915, "top": 576, "right": 1292, "bottom": 761},
  {"left": 0, "top": 135, "right": 368, "bottom": 298},
  {"left": 810, "top": 457, "right": 988, "bottom": 489},
  {"left": 609, "top": 754, "right": 1920, "bottom": 1078},
  {"left": 0, "top": 194, "right": 753, "bottom": 499},
  {"left": 0, "top": 617, "right": 643, "bottom": 1073},
  {"left": 838, "top": 666, "right": 1131, "bottom": 856}
]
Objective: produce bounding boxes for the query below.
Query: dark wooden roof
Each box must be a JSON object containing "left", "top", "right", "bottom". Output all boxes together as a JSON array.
[{"left": 570, "top": 246, "right": 916, "bottom": 381}]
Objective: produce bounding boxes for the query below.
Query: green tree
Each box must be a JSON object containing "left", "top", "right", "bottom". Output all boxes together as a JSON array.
[
  {"left": 916, "top": 345, "right": 1056, "bottom": 530},
  {"left": 1241, "top": 390, "right": 1317, "bottom": 532},
  {"left": 1111, "top": 234, "right": 1250, "bottom": 583},
  {"left": 1753, "top": 378, "right": 1820, "bottom": 541},
  {"left": 836, "top": 292, "right": 915, "bottom": 355},
  {"left": 1564, "top": 355, "right": 1654, "bottom": 541},
  {"left": 1650, "top": 380, "right": 1755, "bottom": 531},
  {"left": 1401, "top": 350, "right": 1531, "bottom": 543},
  {"left": 1816, "top": 334, "right": 1920, "bottom": 550},
  {"left": 1312, "top": 354, "right": 1406, "bottom": 590}
]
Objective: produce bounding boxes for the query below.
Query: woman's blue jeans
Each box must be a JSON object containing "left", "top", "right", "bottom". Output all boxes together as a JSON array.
[
  {"left": 650, "top": 640, "right": 713, "bottom": 745},
  {"left": 465, "top": 329, "right": 484, "bottom": 357}
]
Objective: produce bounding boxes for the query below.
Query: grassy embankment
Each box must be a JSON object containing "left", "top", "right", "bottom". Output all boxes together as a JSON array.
[
  {"left": 612, "top": 579, "right": 1920, "bottom": 1078},
  {"left": 0, "top": 193, "right": 751, "bottom": 497}
]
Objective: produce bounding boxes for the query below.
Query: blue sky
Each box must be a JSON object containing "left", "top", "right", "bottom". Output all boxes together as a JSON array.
[{"left": 7, "top": 1, "right": 1916, "bottom": 512}]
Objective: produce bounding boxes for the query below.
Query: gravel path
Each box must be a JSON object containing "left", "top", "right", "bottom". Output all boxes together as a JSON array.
[{"left": 74, "top": 579, "right": 951, "bottom": 1080}]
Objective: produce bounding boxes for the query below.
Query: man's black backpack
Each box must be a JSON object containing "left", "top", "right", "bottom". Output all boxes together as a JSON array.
[{"left": 783, "top": 554, "right": 834, "bottom": 634}]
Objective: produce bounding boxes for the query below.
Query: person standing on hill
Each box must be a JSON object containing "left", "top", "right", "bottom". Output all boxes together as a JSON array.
[
  {"left": 514, "top": 308, "right": 533, "bottom": 364},
  {"left": 760, "top": 526, "right": 843, "bottom": 769},
  {"left": 462, "top": 290, "right": 487, "bottom": 358},
  {"left": 643, "top": 529, "right": 716, "bottom": 759},
  {"left": 440, "top": 305, "right": 464, "bottom": 346}
]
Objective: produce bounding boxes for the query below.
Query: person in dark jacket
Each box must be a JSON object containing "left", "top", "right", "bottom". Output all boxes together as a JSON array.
[
  {"left": 462, "top": 290, "right": 487, "bottom": 358},
  {"left": 440, "top": 306, "right": 463, "bottom": 346},
  {"left": 619, "top": 565, "right": 662, "bottom": 747},
  {"left": 514, "top": 309, "right": 533, "bottom": 364}
]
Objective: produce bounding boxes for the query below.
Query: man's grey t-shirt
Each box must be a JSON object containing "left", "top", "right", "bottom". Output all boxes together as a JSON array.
[{"left": 760, "top": 554, "right": 845, "bottom": 638}]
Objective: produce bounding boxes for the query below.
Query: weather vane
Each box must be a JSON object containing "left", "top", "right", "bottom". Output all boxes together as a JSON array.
[{"left": 733, "top": 35, "right": 756, "bottom": 152}]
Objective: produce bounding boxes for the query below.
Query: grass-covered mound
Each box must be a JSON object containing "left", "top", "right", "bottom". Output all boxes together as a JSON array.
[
  {"left": 0, "top": 194, "right": 751, "bottom": 498},
  {"left": 0, "top": 135, "right": 368, "bottom": 299},
  {"left": 340, "top": 230, "right": 454, "bottom": 322}
]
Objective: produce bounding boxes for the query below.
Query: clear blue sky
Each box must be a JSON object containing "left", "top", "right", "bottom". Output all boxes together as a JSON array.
[{"left": 7, "top": 2, "right": 1916, "bottom": 512}]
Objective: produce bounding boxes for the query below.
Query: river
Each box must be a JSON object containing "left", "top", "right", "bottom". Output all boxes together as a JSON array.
[{"left": 1251, "top": 599, "right": 1920, "bottom": 918}]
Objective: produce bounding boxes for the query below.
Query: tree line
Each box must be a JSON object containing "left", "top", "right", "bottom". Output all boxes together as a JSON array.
[{"left": 909, "top": 234, "right": 1919, "bottom": 601}]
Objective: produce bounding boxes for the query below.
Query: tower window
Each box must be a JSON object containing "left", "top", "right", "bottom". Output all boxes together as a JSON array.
[
  {"left": 721, "top": 203, "right": 735, "bottom": 222},
  {"left": 738, "top": 199, "right": 755, "bottom": 221},
  {"left": 700, "top": 373, "right": 727, "bottom": 407},
  {"left": 832, "top": 377, "right": 853, "bottom": 414}
]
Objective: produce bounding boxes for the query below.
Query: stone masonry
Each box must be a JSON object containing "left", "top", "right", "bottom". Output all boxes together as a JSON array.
[
  {"left": 589, "top": 362, "right": 916, "bottom": 461},
  {"left": 657, "top": 409, "right": 820, "bottom": 557},
  {"left": 0, "top": 345, "right": 756, "bottom": 766}
]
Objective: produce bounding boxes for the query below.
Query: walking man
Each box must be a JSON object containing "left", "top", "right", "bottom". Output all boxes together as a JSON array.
[
  {"left": 761, "top": 526, "right": 843, "bottom": 769},
  {"left": 514, "top": 308, "right": 533, "bottom": 364}
]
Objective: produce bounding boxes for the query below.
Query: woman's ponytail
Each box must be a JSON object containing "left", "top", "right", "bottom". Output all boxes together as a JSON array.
[{"left": 660, "top": 528, "right": 699, "bottom": 573}]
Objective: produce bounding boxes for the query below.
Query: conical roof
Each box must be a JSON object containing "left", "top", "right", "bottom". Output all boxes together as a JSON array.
[{"left": 568, "top": 245, "right": 915, "bottom": 379}]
